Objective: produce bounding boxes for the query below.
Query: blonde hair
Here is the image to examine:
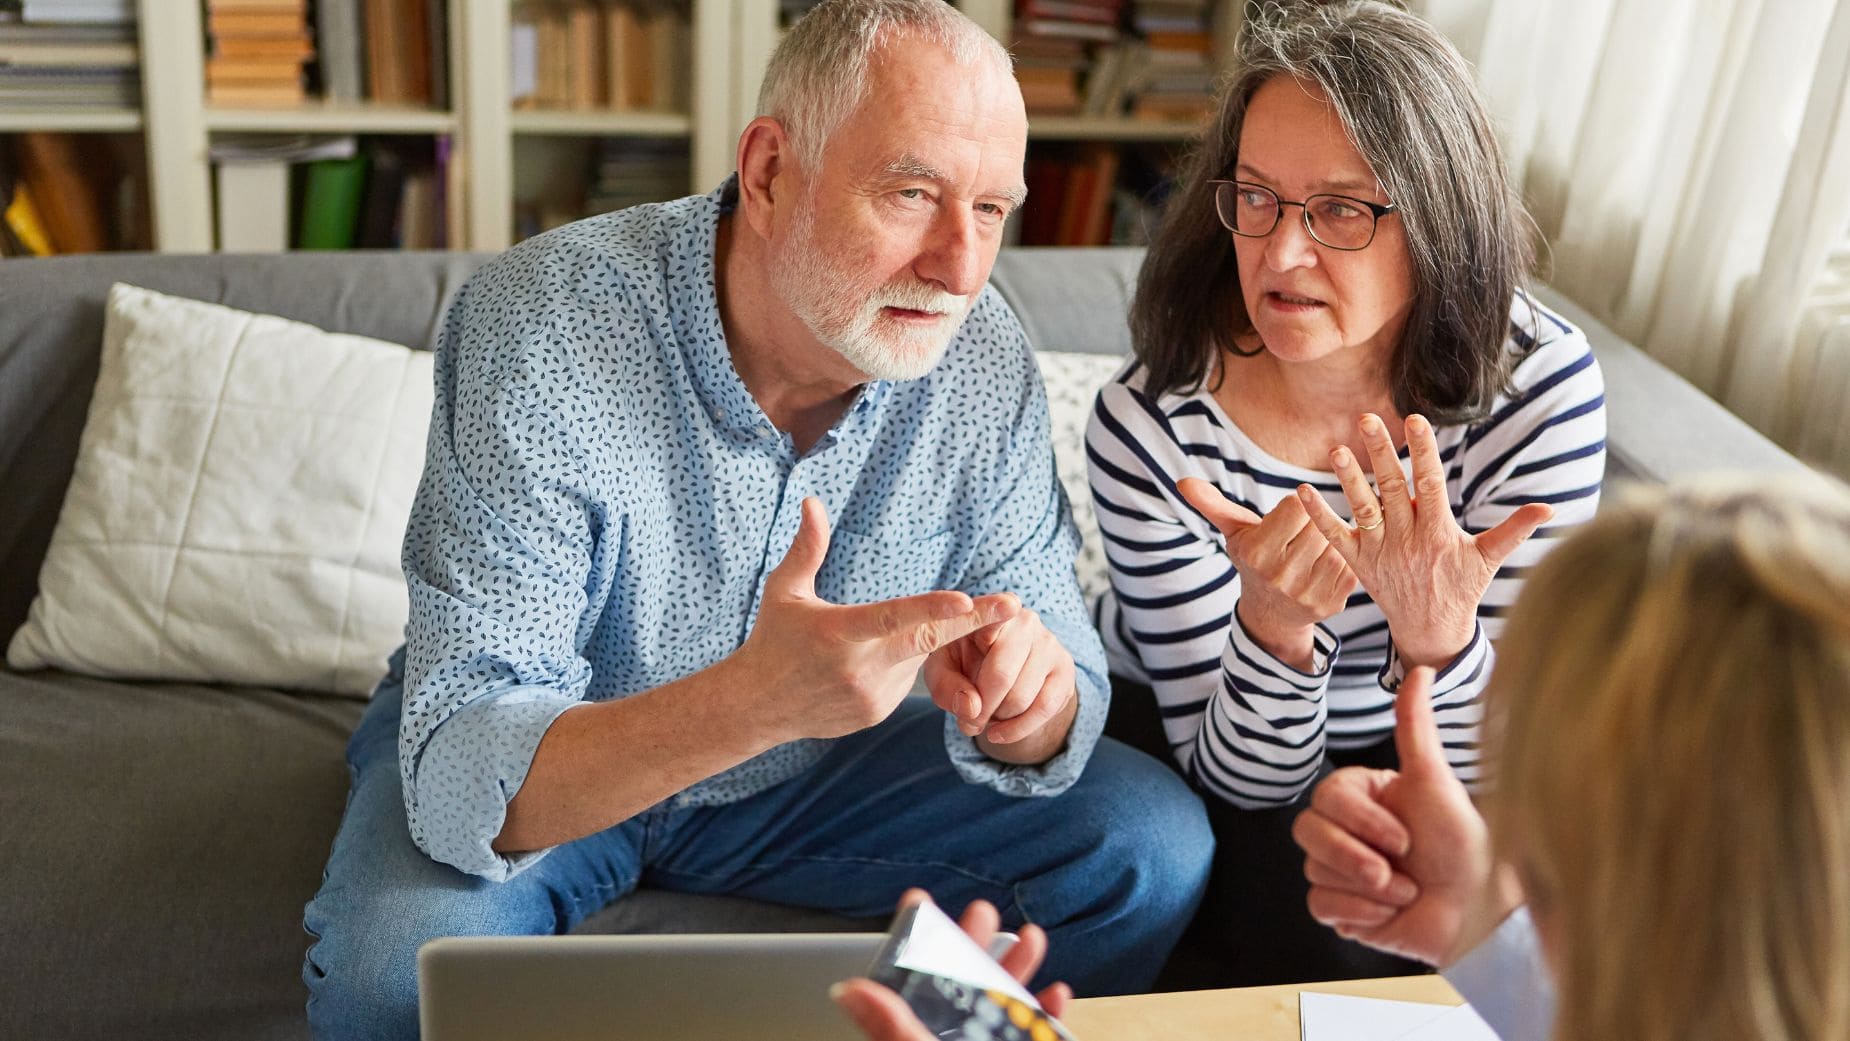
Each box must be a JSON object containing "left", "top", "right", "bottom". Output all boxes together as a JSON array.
[{"left": 1486, "top": 473, "right": 1850, "bottom": 1041}]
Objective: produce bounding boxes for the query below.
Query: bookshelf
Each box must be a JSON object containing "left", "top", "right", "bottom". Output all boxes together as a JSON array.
[{"left": 0, "top": 0, "right": 1219, "bottom": 255}]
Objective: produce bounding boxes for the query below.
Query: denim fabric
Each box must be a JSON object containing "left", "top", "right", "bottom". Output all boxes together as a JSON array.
[{"left": 303, "top": 683, "right": 1214, "bottom": 1040}]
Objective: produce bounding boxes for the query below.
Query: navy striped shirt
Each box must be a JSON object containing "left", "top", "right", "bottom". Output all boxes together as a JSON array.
[{"left": 1086, "top": 293, "right": 1606, "bottom": 807}]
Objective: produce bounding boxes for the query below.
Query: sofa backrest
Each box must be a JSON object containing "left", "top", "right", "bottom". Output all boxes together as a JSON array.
[{"left": 0, "top": 245, "right": 1803, "bottom": 642}]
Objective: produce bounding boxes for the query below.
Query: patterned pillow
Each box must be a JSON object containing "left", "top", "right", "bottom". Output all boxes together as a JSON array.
[{"left": 1034, "top": 350, "right": 1127, "bottom": 603}]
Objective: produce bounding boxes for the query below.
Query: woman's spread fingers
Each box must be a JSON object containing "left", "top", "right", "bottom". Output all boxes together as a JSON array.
[
  {"left": 1330, "top": 446, "right": 1383, "bottom": 533},
  {"left": 1297, "top": 485, "right": 1356, "bottom": 561},
  {"left": 1178, "top": 477, "right": 1262, "bottom": 535},
  {"left": 1358, "top": 414, "right": 1414, "bottom": 529},
  {"left": 1404, "top": 415, "right": 1453, "bottom": 536}
]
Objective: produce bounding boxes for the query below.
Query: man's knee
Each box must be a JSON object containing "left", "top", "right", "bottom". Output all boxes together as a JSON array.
[
  {"left": 303, "top": 869, "right": 553, "bottom": 1040},
  {"left": 1064, "top": 739, "right": 1215, "bottom": 906}
]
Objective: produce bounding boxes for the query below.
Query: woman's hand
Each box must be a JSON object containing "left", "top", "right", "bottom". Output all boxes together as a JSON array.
[
  {"left": 1179, "top": 477, "right": 1358, "bottom": 671},
  {"left": 1296, "top": 413, "right": 1552, "bottom": 669},
  {"left": 832, "top": 892, "right": 1072, "bottom": 1041}
]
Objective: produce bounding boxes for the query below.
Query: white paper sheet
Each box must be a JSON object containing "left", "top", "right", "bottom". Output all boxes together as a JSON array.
[
  {"left": 1298, "top": 992, "right": 1453, "bottom": 1041},
  {"left": 1388, "top": 1002, "right": 1500, "bottom": 1041}
]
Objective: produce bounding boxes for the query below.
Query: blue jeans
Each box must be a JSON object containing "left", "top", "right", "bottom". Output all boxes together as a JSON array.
[{"left": 302, "top": 686, "right": 1214, "bottom": 1040}]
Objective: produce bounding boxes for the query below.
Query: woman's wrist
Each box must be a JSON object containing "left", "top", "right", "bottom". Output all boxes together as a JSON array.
[
  {"left": 1392, "top": 620, "right": 1477, "bottom": 671},
  {"left": 1235, "top": 599, "right": 1318, "bottom": 670}
]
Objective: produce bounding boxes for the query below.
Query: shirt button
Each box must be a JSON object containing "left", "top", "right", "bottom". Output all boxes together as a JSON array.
[{"left": 712, "top": 407, "right": 727, "bottom": 423}]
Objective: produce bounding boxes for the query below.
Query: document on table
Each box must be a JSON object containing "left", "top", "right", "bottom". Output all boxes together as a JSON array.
[{"left": 1299, "top": 992, "right": 1500, "bottom": 1041}]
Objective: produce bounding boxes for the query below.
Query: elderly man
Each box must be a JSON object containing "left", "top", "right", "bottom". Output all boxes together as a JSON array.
[{"left": 300, "top": 0, "right": 1212, "bottom": 1036}]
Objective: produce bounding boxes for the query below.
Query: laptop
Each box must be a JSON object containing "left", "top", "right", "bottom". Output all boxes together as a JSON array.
[{"left": 418, "top": 933, "right": 887, "bottom": 1041}]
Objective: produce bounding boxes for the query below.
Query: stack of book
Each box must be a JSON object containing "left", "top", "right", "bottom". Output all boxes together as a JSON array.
[
  {"left": 1125, "top": 0, "right": 1214, "bottom": 123},
  {"left": 210, "top": 133, "right": 447, "bottom": 251},
  {"left": 583, "top": 137, "right": 687, "bottom": 214},
  {"left": 1011, "top": 0, "right": 1124, "bottom": 116},
  {"left": 0, "top": 0, "right": 138, "bottom": 110},
  {"left": 510, "top": 0, "right": 689, "bottom": 112},
  {"left": 300, "top": 0, "right": 446, "bottom": 107},
  {"left": 16, "top": 0, "right": 129, "bottom": 22},
  {"left": 205, "top": 0, "right": 313, "bottom": 106},
  {"left": 1020, "top": 143, "right": 1118, "bottom": 246}
]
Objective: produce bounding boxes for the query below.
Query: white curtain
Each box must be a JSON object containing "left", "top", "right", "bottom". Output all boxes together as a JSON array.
[{"left": 1415, "top": 0, "right": 1850, "bottom": 476}]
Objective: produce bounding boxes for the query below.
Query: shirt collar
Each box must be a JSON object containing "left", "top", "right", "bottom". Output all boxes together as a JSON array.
[{"left": 669, "top": 176, "right": 893, "bottom": 447}]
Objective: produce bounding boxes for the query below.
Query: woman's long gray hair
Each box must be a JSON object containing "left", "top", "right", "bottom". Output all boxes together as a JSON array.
[{"left": 1129, "top": 0, "right": 1535, "bottom": 423}]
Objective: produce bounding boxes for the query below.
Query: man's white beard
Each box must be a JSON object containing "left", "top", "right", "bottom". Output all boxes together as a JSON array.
[{"left": 771, "top": 200, "right": 971, "bottom": 382}]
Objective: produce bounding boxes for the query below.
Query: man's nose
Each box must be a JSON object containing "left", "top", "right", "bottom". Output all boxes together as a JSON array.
[{"left": 916, "top": 208, "right": 986, "bottom": 298}]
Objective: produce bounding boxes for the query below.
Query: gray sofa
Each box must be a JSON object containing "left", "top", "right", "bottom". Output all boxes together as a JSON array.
[{"left": 0, "top": 247, "right": 1802, "bottom": 1041}]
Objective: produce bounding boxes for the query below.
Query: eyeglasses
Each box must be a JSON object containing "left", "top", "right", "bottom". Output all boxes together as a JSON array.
[{"left": 1209, "top": 179, "right": 1398, "bottom": 251}]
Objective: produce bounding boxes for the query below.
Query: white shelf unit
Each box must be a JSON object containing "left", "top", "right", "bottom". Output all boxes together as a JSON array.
[
  {"left": 0, "top": 109, "right": 144, "bottom": 133},
  {"left": 0, "top": 0, "right": 1210, "bottom": 253}
]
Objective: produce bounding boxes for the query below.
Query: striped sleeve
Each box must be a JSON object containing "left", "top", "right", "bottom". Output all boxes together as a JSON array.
[
  {"left": 1086, "top": 373, "right": 1340, "bottom": 807},
  {"left": 1383, "top": 300, "right": 1608, "bottom": 786}
]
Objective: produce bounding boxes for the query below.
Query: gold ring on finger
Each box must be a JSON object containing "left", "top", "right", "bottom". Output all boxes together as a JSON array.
[{"left": 1355, "top": 515, "right": 1384, "bottom": 532}]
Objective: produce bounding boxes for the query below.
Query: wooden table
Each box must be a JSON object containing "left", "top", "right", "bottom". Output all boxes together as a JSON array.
[{"left": 1063, "top": 975, "right": 1462, "bottom": 1041}]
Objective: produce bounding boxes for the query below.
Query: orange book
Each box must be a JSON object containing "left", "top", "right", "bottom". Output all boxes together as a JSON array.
[
  {"left": 213, "top": 35, "right": 316, "bottom": 60},
  {"left": 364, "top": 0, "right": 431, "bottom": 104},
  {"left": 602, "top": 2, "right": 653, "bottom": 108},
  {"left": 206, "top": 58, "right": 307, "bottom": 84},
  {"left": 568, "top": 2, "right": 604, "bottom": 108},
  {"left": 209, "top": 81, "right": 309, "bottom": 105},
  {"left": 208, "top": 0, "right": 309, "bottom": 10},
  {"left": 208, "top": 11, "right": 307, "bottom": 36}
]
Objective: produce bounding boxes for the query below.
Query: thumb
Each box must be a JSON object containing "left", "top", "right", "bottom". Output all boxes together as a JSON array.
[
  {"left": 831, "top": 980, "right": 936, "bottom": 1041},
  {"left": 1474, "top": 502, "right": 1554, "bottom": 570},
  {"left": 1178, "top": 477, "right": 1261, "bottom": 537},
  {"left": 767, "top": 497, "right": 830, "bottom": 597},
  {"left": 1393, "top": 666, "right": 1448, "bottom": 780}
]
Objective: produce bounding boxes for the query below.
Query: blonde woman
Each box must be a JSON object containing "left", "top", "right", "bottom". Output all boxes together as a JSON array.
[{"left": 837, "top": 472, "right": 1850, "bottom": 1041}]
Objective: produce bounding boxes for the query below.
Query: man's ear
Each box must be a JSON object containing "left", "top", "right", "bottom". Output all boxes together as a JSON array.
[{"left": 736, "top": 116, "right": 795, "bottom": 241}]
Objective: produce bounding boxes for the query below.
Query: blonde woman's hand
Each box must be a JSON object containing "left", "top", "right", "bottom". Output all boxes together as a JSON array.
[
  {"left": 1292, "top": 667, "right": 1517, "bottom": 966},
  {"left": 1296, "top": 414, "right": 1552, "bottom": 669},
  {"left": 1179, "top": 477, "right": 1358, "bottom": 672}
]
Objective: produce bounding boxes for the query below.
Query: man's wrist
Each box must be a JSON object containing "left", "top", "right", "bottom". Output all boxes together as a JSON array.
[
  {"left": 975, "top": 689, "right": 1078, "bottom": 765},
  {"left": 706, "top": 651, "right": 793, "bottom": 753}
]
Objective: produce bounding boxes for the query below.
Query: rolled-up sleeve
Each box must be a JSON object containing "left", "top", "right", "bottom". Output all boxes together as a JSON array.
[
  {"left": 943, "top": 333, "right": 1108, "bottom": 796},
  {"left": 396, "top": 276, "right": 603, "bottom": 881}
]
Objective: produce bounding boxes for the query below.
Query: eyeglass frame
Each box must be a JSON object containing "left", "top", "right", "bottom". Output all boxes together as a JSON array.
[{"left": 1208, "top": 179, "right": 1399, "bottom": 252}]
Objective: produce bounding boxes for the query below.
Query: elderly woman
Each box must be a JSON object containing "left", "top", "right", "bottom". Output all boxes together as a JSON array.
[
  {"left": 838, "top": 472, "right": 1850, "bottom": 1041},
  {"left": 1083, "top": 0, "right": 1607, "bottom": 984}
]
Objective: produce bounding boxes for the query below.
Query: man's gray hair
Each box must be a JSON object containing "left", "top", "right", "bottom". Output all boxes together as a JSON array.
[
  {"left": 1131, "top": 0, "right": 1536, "bottom": 424},
  {"left": 758, "top": 0, "right": 1012, "bottom": 171}
]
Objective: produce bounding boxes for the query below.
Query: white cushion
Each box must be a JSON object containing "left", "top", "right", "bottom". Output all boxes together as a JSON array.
[
  {"left": 6, "top": 283, "right": 433, "bottom": 696},
  {"left": 1034, "top": 350, "right": 1124, "bottom": 602}
]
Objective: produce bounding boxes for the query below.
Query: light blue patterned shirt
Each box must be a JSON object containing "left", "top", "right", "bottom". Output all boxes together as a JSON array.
[{"left": 391, "top": 180, "right": 1109, "bottom": 880}]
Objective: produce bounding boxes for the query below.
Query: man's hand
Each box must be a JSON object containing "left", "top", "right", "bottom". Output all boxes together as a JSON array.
[
  {"left": 1291, "top": 666, "right": 1518, "bottom": 966},
  {"left": 832, "top": 891, "right": 1071, "bottom": 1041},
  {"left": 923, "top": 607, "right": 1079, "bottom": 760},
  {"left": 736, "top": 498, "right": 1020, "bottom": 744},
  {"left": 1179, "top": 477, "right": 1357, "bottom": 671}
]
